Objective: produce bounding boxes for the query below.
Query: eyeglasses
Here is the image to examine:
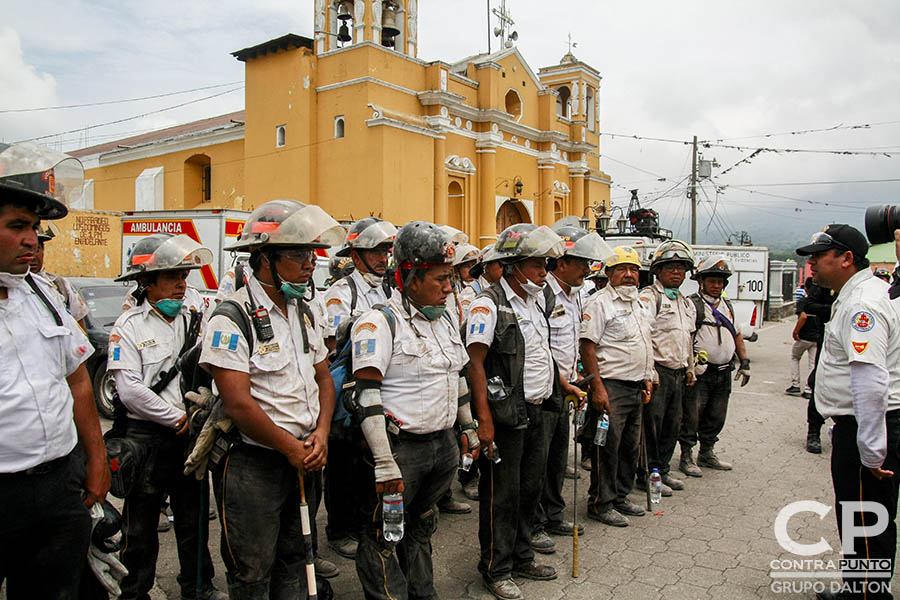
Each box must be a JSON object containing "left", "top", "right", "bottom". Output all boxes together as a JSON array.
[
  {"left": 660, "top": 264, "right": 687, "bottom": 272},
  {"left": 279, "top": 249, "right": 315, "bottom": 264}
]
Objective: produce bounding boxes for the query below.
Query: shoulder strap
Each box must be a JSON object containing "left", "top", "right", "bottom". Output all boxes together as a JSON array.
[
  {"left": 150, "top": 310, "right": 203, "bottom": 395},
  {"left": 212, "top": 299, "right": 254, "bottom": 353},
  {"left": 376, "top": 304, "right": 397, "bottom": 339},
  {"left": 25, "top": 273, "right": 63, "bottom": 326},
  {"left": 689, "top": 293, "right": 705, "bottom": 331},
  {"left": 349, "top": 278, "right": 358, "bottom": 314},
  {"left": 542, "top": 284, "right": 555, "bottom": 319},
  {"left": 235, "top": 263, "right": 246, "bottom": 291}
]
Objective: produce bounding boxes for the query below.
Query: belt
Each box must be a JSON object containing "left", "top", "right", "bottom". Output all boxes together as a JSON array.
[
  {"left": 834, "top": 409, "right": 900, "bottom": 425},
  {"left": 655, "top": 364, "right": 687, "bottom": 375},
  {"left": 1, "top": 452, "right": 71, "bottom": 478},
  {"left": 704, "top": 363, "right": 732, "bottom": 372},
  {"left": 605, "top": 379, "right": 644, "bottom": 388},
  {"left": 391, "top": 428, "right": 449, "bottom": 442}
]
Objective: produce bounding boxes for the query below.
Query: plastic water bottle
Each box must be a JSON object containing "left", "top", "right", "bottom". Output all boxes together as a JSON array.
[
  {"left": 490, "top": 441, "right": 502, "bottom": 464},
  {"left": 574, "top": 403, "right": 587, "bottom": 429},
  {"left": 649, "top": 469, "right": 662, "bottom": 505},
  {"left": 382, "top": 493, "right": 404, "bottom": 542},
  {"left": 594, "top": 411, "right": 609, "bottom": 446},
  {"left": 460, "top": 452, "right": 474, "bottom": 472}
]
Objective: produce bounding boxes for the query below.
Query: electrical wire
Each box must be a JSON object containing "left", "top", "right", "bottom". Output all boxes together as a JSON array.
[
  {"left": 723, "top": 178, "right": 900, "bottom": 187},
  {"left": 0, "top": 82, "right": 244, "bottom": 114},
  {"left": 708, "top": 120, "right": 900, "bottom": 143}
]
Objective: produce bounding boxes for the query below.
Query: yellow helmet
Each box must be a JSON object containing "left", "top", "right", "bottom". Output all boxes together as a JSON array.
[{"left": 605, "top": 246, "right": 642, "bottom": 271}]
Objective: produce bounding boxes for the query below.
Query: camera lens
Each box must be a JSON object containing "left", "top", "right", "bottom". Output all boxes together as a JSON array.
[{"left": 865, "top": 205, "right": 900, "bottom": 245}]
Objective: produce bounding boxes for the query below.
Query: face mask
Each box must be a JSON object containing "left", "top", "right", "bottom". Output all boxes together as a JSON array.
[
  {"left": 154, "top": 299, "right": 183, "bottom": 317},
  {"left": 515, "top": 265, "right": 544, "bottom": 297},
  {"left": 419, "top": 305, "right": 447, "bottom": 321},
  {"left": 616, "top": 285, "right": 639, "bottom": 301},
  {"left": 281, "top": 281, "right": 308, "bottom": 300},
  {"left": 361, "top": 272, "right": 383, "bottom": 288},
  {"left": 664, "top": 287, "right": 679, "bottom": 300}
]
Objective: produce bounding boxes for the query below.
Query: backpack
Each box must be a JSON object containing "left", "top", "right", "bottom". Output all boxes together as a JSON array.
[
  {"left": 689, "top": 293, "right": 736, "bottom": 334},
  {"left": 329, "top": 304, "right": 397, "bottom": 428}
]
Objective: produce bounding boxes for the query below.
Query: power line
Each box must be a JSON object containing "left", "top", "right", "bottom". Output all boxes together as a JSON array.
[
  {"left": 723, "top": 186, "right": 861, "bottom": 212},
  {"left": 18, "top": 86, "right": 244, "bottom": 143},
  {"left": 723, "top": 178, "right": 900, "bottom": 187},
  {"left": 708, "top": 120, "right": 900, "bottom": 143},
  {"left": 0, "top": 82, "right": 244, "bottom": 114},
  {"left": 601, "top": 153, "right": 672, "bottom": 180}
]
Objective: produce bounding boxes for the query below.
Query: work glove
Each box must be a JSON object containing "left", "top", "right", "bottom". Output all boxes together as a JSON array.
[
  {"left": 87, "top": 503, "right": 128, "bottom": 596},
  {"left": 734, "top": 358, "right": 751, "bottom": 387},
  {"left": 184, "top": 394, "right": 233, "bottom": 479},
  {"left": 185, "top": 386, "right": 215, "bottom": 437}
]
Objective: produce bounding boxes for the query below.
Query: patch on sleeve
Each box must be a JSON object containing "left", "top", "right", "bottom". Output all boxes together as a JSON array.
[
  {"left": 469, "top": 323, "right": 485, "bottom": 336},
  {"left": 111, "top": 347, "right": 121, "bottom": 361},
  {"left": 354, "top": 339, "right": 376, "bottom": 357},
  {"left": 108, "top": 333, "right": 121, "bottom": 343},
  {"left": 852, "top": 341, "right": 869, "bottom": 354},
  {"left": 851, "top": 311, "right": 874, "bottom": 332},
  {"left": 582, "top": 313, "right": 592, "bottom": 321},
  {"left": 303, "top": 313, "right": 312, "bottom": 329},
  {"left": 470, "top": 305, "right": 491, "bottom": 316},
  {"left": 326, "top": 298, "right": 343, "bottom": 307},
  {"left": 211, "top": 331, "right": 240, "bottom": 351},
  {"left": 77, "top": 345, "right": 88, "bottom": 357},
  {"left": 354, "top": 322, "right": 377, "bottom": 335}
]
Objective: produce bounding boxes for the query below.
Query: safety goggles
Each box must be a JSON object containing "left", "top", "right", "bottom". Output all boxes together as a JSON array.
[{"left": 279, "top": 248, "right": 316, "bottom": 264}]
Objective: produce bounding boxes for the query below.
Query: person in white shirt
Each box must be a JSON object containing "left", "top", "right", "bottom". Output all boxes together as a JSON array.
[
  {"left": 797, "top": 224, "right": 900, "bottom": 597},
  {"left": 107, "top": 233, "right": 225, "bottom": 600},
  {"left": 466, "top": 224, "right": 564, "bottom": 600},
  {"left": 29, "top": 223, "right": 89, "bottom": 328},
  {"left": 0, "top": 141, "right": 109, "bottom": 599},
  {"left": 322, "top": 217, "right": 395, "bottom": 560},
  {"left": 531, "top": 226, "right": 612, "bottom": 555},
  {"left": 350, "top": 221, "right": 472, "bottom": 600},
  {"left": 200, "top": 199, "right": 343, "bottom": 599},
  {"left": 579, "top": 246, "right": 655, "bottom": 528}
]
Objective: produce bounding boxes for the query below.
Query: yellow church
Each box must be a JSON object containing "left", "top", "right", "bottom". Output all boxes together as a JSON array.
[{"left": 70, "top": 0, "right": 611, "bottom": 245}]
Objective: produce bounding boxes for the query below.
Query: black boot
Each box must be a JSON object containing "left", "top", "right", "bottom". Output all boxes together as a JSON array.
[{"left": 806, "top": 429, "right": 822, "bottom": 454}]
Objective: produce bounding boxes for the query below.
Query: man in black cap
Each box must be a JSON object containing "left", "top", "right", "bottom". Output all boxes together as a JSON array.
[{"left": 797, "top": 224, "right": 900, "bottom": 599}]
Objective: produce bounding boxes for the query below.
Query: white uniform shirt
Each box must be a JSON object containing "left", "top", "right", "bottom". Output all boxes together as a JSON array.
[
  {"left": 816, "top": 269, "right": 900, "bottom": 417},
  {"left": 200, "top": 273, "right": 328, "bottom": 446},
  {"left": 351, "top": 295, "right": 467, "bottom": 434},
  {"left": 35, "top": 271, "right": 89, "bottom": 322},
  {"left": 323, "top": 270, "right": 389, "bottom": 338},
  {"left": 466, "top": 278, "right": 554, "bottom": 403},
  {"left": 639, "top": 282, "right": 696, "bottom": 370},
  {"left": 546, "top": 274, "right": 583, "bottom": 383},
  {"left": 580, "top": 285, "right": 654, "bottom": 383},
  {"left": 457, "top": 277, "right": 488, "bottom": 325},
  {"left": 0, "top": 274, "right": 93, "bottom": 472},
  {"left": 693, "top": 293, "right": 739, "bottom": 366}
]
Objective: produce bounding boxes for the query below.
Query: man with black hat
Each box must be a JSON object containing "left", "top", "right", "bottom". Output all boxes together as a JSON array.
[
  {"left": 0, "top": 142, "right": 110, "bottom": 599},
  {"left": 797, "top": 225, "right": 900, "bottom": 599},
  {"left": 29, "top": 223, "right": 89, "bottom": 330}
]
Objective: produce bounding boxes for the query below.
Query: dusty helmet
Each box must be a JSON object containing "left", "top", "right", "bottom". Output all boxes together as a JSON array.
[
  {"left": 692, "top": 255, "right": 732, "bottom": 280},
  {"left": 439, "top": 224, "right": 470, "bottom": 245},
  {"left": 393, "top": 221, "right": 456, "bottom": 269},
  {"left": 494, "top": 224, "right": 564, "bottom": 263},
  {"left": 604, "top": 246, "right": 642, "bottom": 271},
  {"left": 587, "top": 260, "right": 608, "bottom": 280},
  {"left": 469, "top": 244, "right": 501, "bottom": 279},
  {"left": 649, "top": 239, "right": 695, "bottom": 273},
  {"left": 227, "top": 199, "right": 344, "bottom": 251},
  {"left": 335, "top": 217, "right": 397, "bottom": 257},
  {"left": 329, "top": 255, "right": 355, "bottom": 280},
  {"left": 36, "top": 222, "right": 60, "bottom": 242},
  {"left": 0, "top": 142, "right": 84, "bottom": 220},
  {"left": 116, "top": 233, "right": 213, "bottom": 281},
  {"left": 553, "top": 226, "right": 615, "bottom": 262},
  {"left": 452, "top": 243, "right": 480, "bottom": 267}
]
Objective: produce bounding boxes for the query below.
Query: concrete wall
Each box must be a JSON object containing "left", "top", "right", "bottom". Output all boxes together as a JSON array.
[{"left": 43, "top": 209, "right": 123, "bottom": 279}]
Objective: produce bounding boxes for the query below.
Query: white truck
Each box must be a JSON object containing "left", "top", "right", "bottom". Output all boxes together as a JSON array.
[{"left": 598, "top": 234, "right": 769, "bottom": 340}]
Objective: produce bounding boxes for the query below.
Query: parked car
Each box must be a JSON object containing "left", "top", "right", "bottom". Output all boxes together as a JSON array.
[{"left": 68, "top": 277, "right": 132, "bottom": 419}]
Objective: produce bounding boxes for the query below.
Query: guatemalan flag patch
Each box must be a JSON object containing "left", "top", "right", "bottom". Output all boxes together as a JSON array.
[{"left": 211, "top": 331, "right": 240, "bottom": 351}]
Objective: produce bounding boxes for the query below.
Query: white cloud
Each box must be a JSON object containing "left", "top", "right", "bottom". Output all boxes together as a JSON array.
[{"left": 0, "top": 28, "right": 63, "bottom": 143}]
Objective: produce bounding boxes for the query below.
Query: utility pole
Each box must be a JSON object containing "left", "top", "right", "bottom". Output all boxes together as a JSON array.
[{"left": 690, "top": 135, "right": 698, "bottom": 245}]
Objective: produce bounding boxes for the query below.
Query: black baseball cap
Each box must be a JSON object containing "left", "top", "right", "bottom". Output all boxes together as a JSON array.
[{"left": 796, "top": 224, "right": 869, "bottom": 259}]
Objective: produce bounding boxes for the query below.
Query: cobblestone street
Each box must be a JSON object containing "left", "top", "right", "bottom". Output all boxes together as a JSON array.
[{"left": 144, "top": 319, "right": 893, "bottom": 599}]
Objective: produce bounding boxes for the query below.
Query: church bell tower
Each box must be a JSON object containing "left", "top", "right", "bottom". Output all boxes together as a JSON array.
[{"left": 315, "top": 0, "right": 419, "bottom": 58}]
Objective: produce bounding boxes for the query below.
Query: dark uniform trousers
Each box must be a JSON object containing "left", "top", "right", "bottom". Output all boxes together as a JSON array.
[
  {"left": 679, "top": 365, "right": 731, "bottom": 450},
  {"left": 212, "top": 442, "right": 321, "bottom": 600},
  {"left": 535, "top": 398, "right": 569, "bottom": 532},
  {"left": 831, "top": 412, "right": 900, "bottom": 599},
  {"left": 0, "top": 451, "right": 92, "bottom": 600},
  {"left": 478, "top": 403, "right": 548, "bottom": 583},
  {"left": 645, "top": 364, "right": 686, "bottom": 475},
  {"left": 325, "top": 421, "right": 364, "bottom": 542},
  {"left": 355, "top": 428, "right": 457, "bottom": 600},
  {"left": 587, "top": 379, "right": 642, "bottom": 513},
  {"left": 120, "top": 420, "right": 215, "bottom": 600}
]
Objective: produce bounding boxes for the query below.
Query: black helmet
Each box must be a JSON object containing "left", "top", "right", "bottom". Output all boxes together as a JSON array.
[
  {"left": 36, "top": 222, "right": 59, "bottom": 242},
  {"left": 335, "top": 217, "right": 397, "bottom": 257},
  {"left": 91, "top": 500, "right": 124, "bottom": 553},
  {"left": 0, "top": 142, "right": 83, "bottom": 220},
  {"left": 494, "top": 223, "right": 564, "bottom": 263},
  {"left": 393, "top": 221, "right": 455, "bottom": 290},
  {"left": 329, "top": 255, "right": 355, "bottom": 280}
]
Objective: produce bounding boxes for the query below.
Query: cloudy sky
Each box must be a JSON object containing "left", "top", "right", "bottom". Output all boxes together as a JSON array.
[{"left": 3, "top": 1, "right": 899, "bottom": 249}]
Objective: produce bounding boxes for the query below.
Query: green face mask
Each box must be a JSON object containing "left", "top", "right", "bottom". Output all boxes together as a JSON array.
[
  {"left": 420, "top": 305, "right": 446, "bottom": 321},
  {"left": 281, "top": 281, "right": 308, "bottom": 300},
  {"left": 664, "top": 287, "right": 679, "bottom": 300},
  {"left": 154, "top": 298, "right": 184, "bottom": 317}
]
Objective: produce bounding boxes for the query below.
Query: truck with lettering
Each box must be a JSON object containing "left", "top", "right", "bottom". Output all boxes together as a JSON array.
[{"left": 121, "top": 209, "right": 251, "bottom": 304}]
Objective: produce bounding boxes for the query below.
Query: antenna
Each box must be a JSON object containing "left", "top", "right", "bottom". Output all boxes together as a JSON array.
[{"left": 491, "top": 0, "right": 518, "bottom": 49}]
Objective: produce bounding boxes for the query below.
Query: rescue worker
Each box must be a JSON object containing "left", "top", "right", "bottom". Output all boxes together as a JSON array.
[
  {"left": 0, "top": 141, "right": 110, "bottom": 599},
  {"left": 800, "top": 280, "right": 835, "bottom": 454},
  {"left": 458, "top": 244, "right": 504, "bottom": 322},
  {"left": 350, "top": 220, "right": 472, "bottom": 599},
  {"left": 796, "top": 225, "right": 900, "bottom": 598},
  {"left": 107, "top": 233, "right": 225, "bottom": 600},
  {"left": 322, "top": 217, "right": 396, "bottom": 559},
  {"left": 467, "top": 223, "right": 564, "bottom": 600},
  {"left": 678, "top": 256, "right": 750, "bottom": 476},
  {"left": 531, "top": 226, "right": 612, "bottom": 555},
  {"left": 448, "top": 242, "right": 479, "bottom": 321},
  {"left": 579, "top": 246, "right": 654, "bottom": 527},
  {"left": 29, "top": 222, "right": 89, "bottom": 328},
  {"left": 325, "top": 254, "right": 355, "bottom": 287},
  {"left": 637, "top": 240, "right": 697, "bottom": 497},
  {"left": 200, "top": 199, "right": 343, "bottom": 599},
  {"left": 578, "top": 259, "right": 609, "bottom": 471}
]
